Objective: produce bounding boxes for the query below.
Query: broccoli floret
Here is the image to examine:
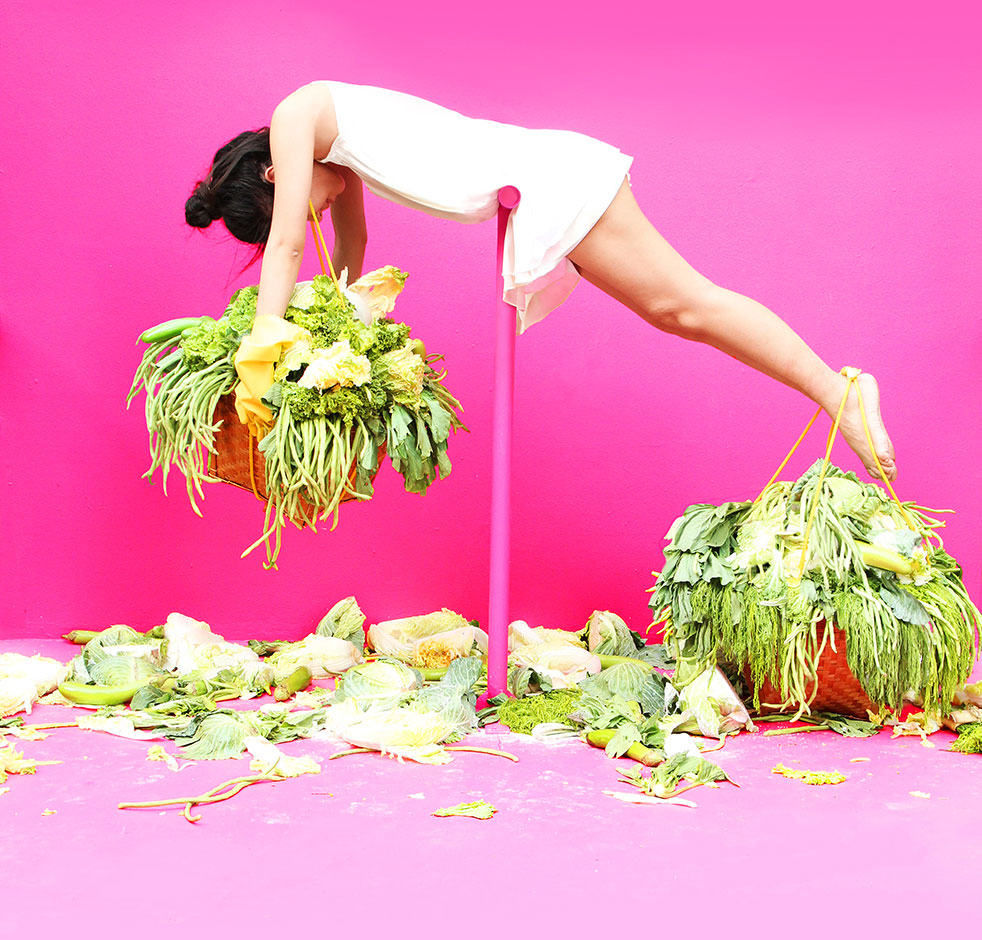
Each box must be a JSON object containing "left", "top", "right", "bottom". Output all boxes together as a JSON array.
[
  {"left": 952, "top": 722, "right": 982, "bottom": 754},
  {"left": 319, "top": 387, "right": 380, "bottom": 423},
  {"left": 180, "top": 317, "right": 238, "bottom": 371}
]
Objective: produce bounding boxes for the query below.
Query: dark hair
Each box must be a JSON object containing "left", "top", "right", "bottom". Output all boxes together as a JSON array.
[{"left": 185, "top": 128, "right": 274, "bottom": 247}]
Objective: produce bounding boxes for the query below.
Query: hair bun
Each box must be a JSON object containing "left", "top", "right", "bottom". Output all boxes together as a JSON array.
[{"left": 185, "top": 182, "right": 221, "bottom": 228}]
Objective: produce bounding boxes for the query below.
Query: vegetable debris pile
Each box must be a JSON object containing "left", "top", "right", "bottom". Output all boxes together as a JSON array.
[
  {"left": 128, "top": 267, "right": 465, "bottom": 566},
  {"left": 649, "top": 461, "right": 981, "bottom": 717},
  {"left": 4, "top": 587, "right": 978, "bottom": 817}
]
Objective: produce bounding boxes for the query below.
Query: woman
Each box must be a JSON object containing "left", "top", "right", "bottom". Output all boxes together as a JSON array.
[{"left": 186, "top": 80, "right": 897, "bottom": 480}]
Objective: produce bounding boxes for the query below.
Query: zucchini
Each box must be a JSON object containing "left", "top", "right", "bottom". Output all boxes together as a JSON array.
[
  {"left": 62, "top": 630, "right": 100, "bottom": 645},
  {"left": 586, "top": 729, "right": 662, "bottom": 766},
  {"left": 139, "top": 317, "right": 207, "bottom": 344},
  {"left": 273, "top": 666, "right": 312, "bottom": 702},
  {"left": 58, "top": 680, "right": 149, "bottom": 706}
]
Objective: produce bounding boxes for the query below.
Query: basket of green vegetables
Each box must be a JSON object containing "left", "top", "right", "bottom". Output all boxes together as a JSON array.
[
  {"left": 649, "top": 376, "right": 980, "bottom": 719},
  {"left": 128, "top": 266, "right": 465, "bottom": 568},
  {"left": 650, "top": 459, "right": 980, "bottom": 718}
]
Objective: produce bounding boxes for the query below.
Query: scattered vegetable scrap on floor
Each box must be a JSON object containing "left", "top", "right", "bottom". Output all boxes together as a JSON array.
[
  {"left": 603, "top": 790, "right": 698, "bottom": 808},
  {"left": 759, "top": 712, "right": 882, "bottom": 737},
  {"left": 909, "top": 791, "right": 931, "bottom": 799},
  {"left": 432, "top": 800, "right": 496, "bottom": 819},
  {"left": 119, "top": 771, "right": 284, "bottom": 824},
  {"left": 246, "top": 738, "right": 321, "bottom": 777},
  {"left": 772, "top": 763, "right": 846, "bottom": 785},
  {"left": 1, "top": 568, "right": 978, "bottom": 823},
  {"left": 616, "top": 753, "right": 734, "bottom": 801},
  {"left": 146, "top": 745, "right": 182, "bottom": 772},
  {"left": 0, "top": 742, "right": 60, "bottom": 782},
  {"left": 0, "top": 718, "right": 51, "bottom": 742}
]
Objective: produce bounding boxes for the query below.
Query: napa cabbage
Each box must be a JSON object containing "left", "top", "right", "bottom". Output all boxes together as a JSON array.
[
  {"left": 577, "top": 661, "right": 667, "bottom": 716},
  {"left": 0, "top": 654, "right": 67, "bottom": 717},
  {"left": 267, "top": 634, "right": 363, "bottom": 679},
  {"left": 367, "top": 609, "right": 487, "bottom": 666},
  {"left": 298, "top": 340, "right": 372, "bottom": 390},
  {"left": 507, "top": 620, "right": 600, "bottom": 688}
]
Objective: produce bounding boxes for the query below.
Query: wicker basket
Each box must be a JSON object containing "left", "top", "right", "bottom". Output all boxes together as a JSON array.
[
  {"left": 208, "top": 394, "right": 382, "bottom": 509},
  {"left": 743, "top": 621, "right": 875, "bottom": 719}
]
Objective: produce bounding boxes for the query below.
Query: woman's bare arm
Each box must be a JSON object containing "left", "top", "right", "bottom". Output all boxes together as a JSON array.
[
  {"left": 256, "top": 86, "right": 337, "bottom": 318},
  {"left": 330, "top": 165, "right": 367, "bottom": 281}
]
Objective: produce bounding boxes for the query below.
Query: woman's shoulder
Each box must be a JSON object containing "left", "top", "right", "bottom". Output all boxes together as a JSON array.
[
  {"left": 275, "top": 81, "right": 336, "bottom": 112},
  {"left": 270, "top": 83, "right": 340, "bottom": 159}
]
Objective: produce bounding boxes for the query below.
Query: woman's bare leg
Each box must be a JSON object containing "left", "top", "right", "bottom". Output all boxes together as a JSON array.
[{"left": 567, "top": 179, "right": 897, "bottom": 480}]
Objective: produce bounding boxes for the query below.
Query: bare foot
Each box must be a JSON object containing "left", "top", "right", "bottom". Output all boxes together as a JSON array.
[{"left": 825, "top": 371, "right": 897, "bottom": 481}]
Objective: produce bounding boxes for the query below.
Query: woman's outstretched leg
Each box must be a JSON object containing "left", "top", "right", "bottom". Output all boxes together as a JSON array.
[{"left": 568, "top": 179, "right": 897, "bottom": 480}]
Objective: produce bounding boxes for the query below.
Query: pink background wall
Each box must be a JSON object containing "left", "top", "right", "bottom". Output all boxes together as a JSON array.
[{"left": 3, "top": 0, "right": 980, "bottom": 640}]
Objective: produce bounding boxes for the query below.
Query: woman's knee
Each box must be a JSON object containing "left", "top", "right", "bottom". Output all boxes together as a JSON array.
[{"left": 637, "top": 278, "right": 721, "bottom": 335}]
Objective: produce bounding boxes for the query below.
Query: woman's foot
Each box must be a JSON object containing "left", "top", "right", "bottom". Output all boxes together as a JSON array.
[{"left": 824, "top": 370, "right": 897, "bottom": 481}]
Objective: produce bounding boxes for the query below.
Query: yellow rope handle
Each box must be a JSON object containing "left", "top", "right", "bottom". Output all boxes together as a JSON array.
[
  {"left": 754, "top": 406, "right": 823, "bottom": 503},
  {"left": 752, "top": 367, "right": 922, "bottom": 580},
  {"left": 853, "top": 380, "right": 918, "bottom": 532},
  {"left": 794, "top": 371, "right": 859, "bottom": 579},
  {"left": 309, "top": 214, "right": 328, "bottom": 276},
  {"left": 308, "top": 200, "right": 342, "bottom": 293}
]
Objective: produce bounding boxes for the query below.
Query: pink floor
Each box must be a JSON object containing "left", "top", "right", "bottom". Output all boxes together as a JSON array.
[{"left": 4, "top": 638, "right": 980, "bottom": 936}]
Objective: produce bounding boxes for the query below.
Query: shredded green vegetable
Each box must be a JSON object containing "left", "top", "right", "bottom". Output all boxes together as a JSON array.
[{"left": 496, "top": 690, "right": 583, "bottom": 735}]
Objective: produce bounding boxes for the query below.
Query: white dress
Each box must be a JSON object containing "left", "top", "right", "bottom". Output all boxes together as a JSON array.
[{"left": 318, "top": 81, "right": 633, "bottom": 333}]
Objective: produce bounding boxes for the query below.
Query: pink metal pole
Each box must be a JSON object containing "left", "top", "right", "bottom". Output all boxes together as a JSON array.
[{"left": 481, "top": 185, "right": 521, "bottom": 706}]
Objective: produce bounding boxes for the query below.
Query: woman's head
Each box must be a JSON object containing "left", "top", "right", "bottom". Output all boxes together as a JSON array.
[{"left": 185, "top": 128, "right": 274, "bottom": 246}]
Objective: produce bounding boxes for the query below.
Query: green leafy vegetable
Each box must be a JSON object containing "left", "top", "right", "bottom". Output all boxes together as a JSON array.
[
  {"left": 618, "top": 753, "right": 732, "bottom": 798},
  {"left": 332, "top": 659, "right": 422, "bottom": 708}
]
